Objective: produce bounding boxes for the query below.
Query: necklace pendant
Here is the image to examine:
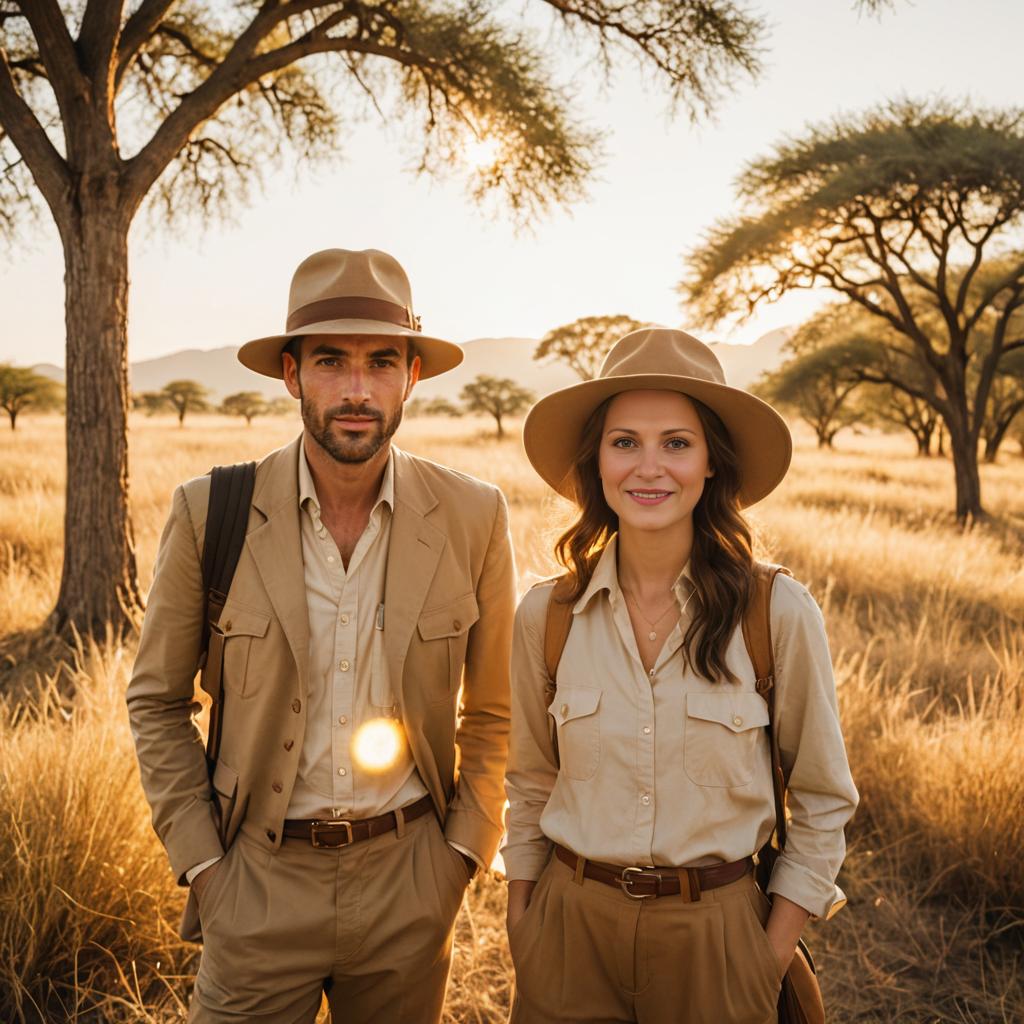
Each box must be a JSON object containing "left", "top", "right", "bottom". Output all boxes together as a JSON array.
[{"left": 648, "top": 630, "right": 657, "bottom": 641}]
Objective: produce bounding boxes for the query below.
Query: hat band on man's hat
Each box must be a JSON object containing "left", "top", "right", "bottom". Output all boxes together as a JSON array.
[{"left": 286, "top": 296, "right": 422, "bottom": 334}]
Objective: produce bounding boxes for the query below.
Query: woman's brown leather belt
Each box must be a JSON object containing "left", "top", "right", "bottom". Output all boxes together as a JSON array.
[
  {"left": 282, "top": 794, "right": 433, "bottom": 848},
  {"left": 554, "top": 843, "right": 753, "bottom": 902}
]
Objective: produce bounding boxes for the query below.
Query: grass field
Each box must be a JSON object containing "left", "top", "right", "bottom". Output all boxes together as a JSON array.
[{"left": 1, "top": 412, "right": 1023, "bottom": 1022}]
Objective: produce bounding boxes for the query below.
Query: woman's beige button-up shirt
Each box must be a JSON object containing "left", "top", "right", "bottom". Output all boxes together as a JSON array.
[{"left": 503, "top": 538, "right": 859, "bottom": 920}]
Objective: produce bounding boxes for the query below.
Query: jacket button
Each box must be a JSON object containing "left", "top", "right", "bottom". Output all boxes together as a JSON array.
[
  {"left": 453, "top": 619, "right": 462, "bottom": 631},
  {"left": 292, "top": 699, "right": 301, "bottom": 713},
  {"left": 266, "top": 829, "right": 276, "bottom": 842},
  {"left": 560, "top": 703, "right": 569, "bottom": 718},
  {"left": 283, "top": 739, "right": 294, "bottom": 751},
  {"left": 224, "top": 620, "right": 233, "bottom": 632},
  {"left": 272, "top": 781, "right": 283, "bottom": 793}
]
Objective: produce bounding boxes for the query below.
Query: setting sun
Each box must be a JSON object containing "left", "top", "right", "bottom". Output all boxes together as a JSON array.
[{"left": 351, "top": 717, "right": 406, "bottom": 773}]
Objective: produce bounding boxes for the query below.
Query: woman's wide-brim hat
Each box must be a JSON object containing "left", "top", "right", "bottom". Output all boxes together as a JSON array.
[
  {"left": 238, "top": 248, "right": 464, "bottom": 380},
  {"left": 523, "top": 327, "right": 792, "bottom": 508}
]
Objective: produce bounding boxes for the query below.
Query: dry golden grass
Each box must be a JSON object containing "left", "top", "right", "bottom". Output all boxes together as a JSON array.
[{"left": 1, "top": 412, "right": 1022, "bottom": 1022}]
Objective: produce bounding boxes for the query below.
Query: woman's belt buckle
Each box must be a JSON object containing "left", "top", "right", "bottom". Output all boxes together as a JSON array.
[
  {"left": 311, "top": 819, "right": 354, "bottom": 848},
  {"left": 620, "top": 866, "right": 659, "bottom": 900}
]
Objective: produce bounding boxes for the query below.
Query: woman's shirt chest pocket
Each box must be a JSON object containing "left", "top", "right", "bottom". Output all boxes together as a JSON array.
[
  {"left": 683, "top": 690, "right": 769, "bottom": 787},
  {"left": 547, "top": 685, "right": 602, "bottom": 781}
]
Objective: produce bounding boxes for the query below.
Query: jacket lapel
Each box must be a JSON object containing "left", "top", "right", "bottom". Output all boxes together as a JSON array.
[{"left": 247, "top": 436, "right": 311, "bottom": 698}]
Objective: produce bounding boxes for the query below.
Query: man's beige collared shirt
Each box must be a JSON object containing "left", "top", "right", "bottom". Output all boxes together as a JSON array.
[
  {"left": 288, "top": 443, "right": 427, "bottom": 818},
  {"left": 503, "top": 537, "right": 859, "bottom": 920}
]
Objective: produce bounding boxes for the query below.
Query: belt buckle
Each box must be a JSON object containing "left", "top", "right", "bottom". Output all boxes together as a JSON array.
[
  {"left": 620, "top": 866, "right": 659, "bottom": 900},
  {"left": 310, "top": 819, "right": 354, "bottom": 848}
]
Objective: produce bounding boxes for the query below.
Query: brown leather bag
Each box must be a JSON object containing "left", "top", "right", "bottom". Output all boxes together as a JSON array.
[{"left": 541, "top": 563, "right": 826, "bottom": 1024}]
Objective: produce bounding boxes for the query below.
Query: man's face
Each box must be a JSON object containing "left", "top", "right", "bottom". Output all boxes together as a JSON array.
[{"left": 282, "top": 336, "right": 420, "bottom": 464}]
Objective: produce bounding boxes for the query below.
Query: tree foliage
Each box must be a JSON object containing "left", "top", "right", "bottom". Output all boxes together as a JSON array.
[
  {"left": 535, "top": 314, "right": 645, "bottom": 380},
  {"left": 682, "top": 99, "right": 1024, "bottom": 521},
  {"left": 0, "top": 363, "right": 62, "bottom": 428},
  {"left": 460, "top": 374, "right": 534, "bottom": 438},
  {"left": 161, "top": 378, "right": 209, "bottom": 426},
  {"left": 221, "top": 390, "right": 268, "bottom": 425}
]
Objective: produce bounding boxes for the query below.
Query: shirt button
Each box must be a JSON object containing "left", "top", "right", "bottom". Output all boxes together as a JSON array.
[
  {"left": 338, "top": 715, "right": 348, "bottom": 725},
  {"left": 340, "top": 613, "right": 350, "bottom": 625},
  {"left": 648, "top": 669, "right": 655, "bottom": 678},
  {"left": 291, "top": 699, "right": 301, "bottom": 713},
  {"left": 641, "top": 793, "right": 651, "bottom": 805},
  {"left": 338, "top": 767, "right": 347, "bottom": 776},
  {"left": 642, "top": 726, "right": 651, "bottom": 735},
  {"left": 560, "top": 703, "right": 569, "bottom": 718},
  {"left": 339, "top": 659, "right": 350, "bottom": 672},
  {"left": 327, "top": 555, "right": 336, "bottom": 563},
  {"left": 733, "top": 715, "right": 743, "bottom": 726}
]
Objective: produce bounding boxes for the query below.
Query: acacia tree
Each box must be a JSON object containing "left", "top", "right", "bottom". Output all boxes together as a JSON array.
[
  {"left": 162, "top": 378, "right": 209, "bottom": 425},
  {"left": 221, "top": 389, "right": 268, "bottom": 425},
  {"left": 981, "top": 349, "right": 1024, "bottom": 462},
  {"left": 682, "top": 100, "right": 1024, "bottom": 523},
  {"left": 535, "top": 314, "right": 645, "bottom": 380},
  {"left": 0, "top": 0, "right": 778, "bottom": 635},
  {"left": 461, "top": 375, "right": 534, "bottom": 438},
  {"left": 0, "top": 363, "right": 63, "bottom": 428}
]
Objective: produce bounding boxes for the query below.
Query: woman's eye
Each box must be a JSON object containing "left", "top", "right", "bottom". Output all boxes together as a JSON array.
[
  {"left": 665, "top": 438, "right": 689, "bottom": 450},
  {"left": 611, "top": 437, "right": 636, "bottom": 449}
]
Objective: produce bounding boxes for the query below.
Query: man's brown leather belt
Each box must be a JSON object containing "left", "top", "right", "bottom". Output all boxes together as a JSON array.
[
  {"left": 554, "top": 844, "right": 753, "bottom": 901},
  {"left": 283, "top": 794, "right": 433, "bottom": 849}
]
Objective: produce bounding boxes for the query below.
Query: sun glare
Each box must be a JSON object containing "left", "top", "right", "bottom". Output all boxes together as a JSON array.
[
  {"left": 351, "top": 718, "right": 405, "bottom": 773},
  {"left": 464, "top": 135, "right": 501, "bottom": 171}
]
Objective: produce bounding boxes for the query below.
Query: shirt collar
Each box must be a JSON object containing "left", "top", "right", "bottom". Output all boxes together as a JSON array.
[
  {"left": 297, "top": 440, "right": 395, "bottom": 516},
  {"left": 573, "top": 534, "right": 696, "bottom": 614}
]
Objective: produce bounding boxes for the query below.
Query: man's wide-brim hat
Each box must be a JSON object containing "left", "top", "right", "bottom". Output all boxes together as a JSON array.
[
  {"left": 523, "top": 327, "right": 792, "bottom": 508},
  {"left": 238, "top": 248, "right": 464, "bottom": 380}
]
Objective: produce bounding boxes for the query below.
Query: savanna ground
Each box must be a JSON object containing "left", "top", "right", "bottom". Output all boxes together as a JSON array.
[{"left": 1, "top": 412, "right": 1023, "bottom": 1023}]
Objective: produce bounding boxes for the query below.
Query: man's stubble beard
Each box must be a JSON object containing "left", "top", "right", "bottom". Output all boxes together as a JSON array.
[{"left": 300, "top": 386, "right": 405, "bottom": 465}]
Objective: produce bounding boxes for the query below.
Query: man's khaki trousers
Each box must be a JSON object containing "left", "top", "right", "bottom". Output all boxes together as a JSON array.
[
  {"left": 509, "top": 855, "right": 785, "bottom": 1024},
  {"left": 189, "top": 809, "right": 470, "bottom": 1023}
]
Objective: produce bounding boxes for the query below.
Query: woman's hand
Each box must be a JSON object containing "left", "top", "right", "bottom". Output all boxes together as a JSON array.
[
  {"left": 763, "top": 892, "right": 809, "bottom": 978},
  {"left": 506, "top": 879, "right": 537, "bottom": 936}
]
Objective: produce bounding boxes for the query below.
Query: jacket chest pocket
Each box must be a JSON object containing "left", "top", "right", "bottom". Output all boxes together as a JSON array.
[
  {"left": 416, "top": 592, "right": 480, "bottom": 704},
  {"left": 548, "top": 685, "right": 602, "bottom": 781},
  {"left": 217, "top": 603, "right": 271, "bottom": 699},
  {"left": 684, "top": 692, "right": 769, "bottom": 788}
]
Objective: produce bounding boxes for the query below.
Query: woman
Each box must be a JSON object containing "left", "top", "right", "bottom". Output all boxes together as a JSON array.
[{"left": 503, "top": 327, "right": 859, "bottom": 1024}]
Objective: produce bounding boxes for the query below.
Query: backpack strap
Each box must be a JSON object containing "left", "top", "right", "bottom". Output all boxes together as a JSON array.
[
  {"left": 743, "top": 561, "right": 793, "bottom": 890},
  {"left": 540, "top": 574, "right": 576, "bottom": 766},
  {"left": 200, "top": 461, "right": 257, "bottom": 774}
]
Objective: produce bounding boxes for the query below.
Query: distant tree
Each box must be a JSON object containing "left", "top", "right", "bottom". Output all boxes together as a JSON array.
[
  {"left": 460, "top": 375, "right": 535, "bottom": 438},
  {"left": 682, "top": 99, "right": 1024, "bottom": 523},
  {"left": 0, "top": 364, "right": 63, "bottom": 429},
  {"left": 266, "top": 397, "right": 298, "bottom": 416},
  {"left": 0, "top": 1, "right": 779, "bottom": 635},
  {"left": 132, "top": 391, "right": 170, "bottom": 416},
  {"left": 423, "top": 397, "right": 464, "bottom": 418},
  {"left": 161, "top": 379, "right": 210, "bottom": 427},
  {"left": 535, "top": 315, "right": 645, "bottom": 380},
  {"left": 981, "top": 349, "right": 1024, "bottom": 462},
  {"left": 221, "top": 391, "right": 268, "bottom": 426},
  {"left": 862, "top": 386, "right": 942, "bottom": 456}
]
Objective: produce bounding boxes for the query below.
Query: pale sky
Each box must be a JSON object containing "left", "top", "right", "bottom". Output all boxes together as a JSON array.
[{"left": 2, "top": 0, "right": 1022, "bottom": 369}]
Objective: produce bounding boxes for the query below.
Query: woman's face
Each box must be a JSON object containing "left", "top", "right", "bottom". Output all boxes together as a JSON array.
[{"left": 598, "top": 390, "right": 713, "bottom": 534}]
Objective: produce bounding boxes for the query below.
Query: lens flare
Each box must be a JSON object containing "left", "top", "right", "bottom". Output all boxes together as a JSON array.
[
  {"left": 351, "top": 717, "right": 405, "bottom": 773},
  {"left": 465, "top": 135, "right": 501, "bottom": 170}
]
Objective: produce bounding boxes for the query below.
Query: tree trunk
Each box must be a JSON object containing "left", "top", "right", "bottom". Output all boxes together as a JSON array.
[
  {"left": 936, "top": 421, "right": 945, "bottom": 457},
  {"left": 946, "top": 416, "right": 984, "bottom": 524},
  {"left": 54, "top": 199, "right": 143, "bottom": 635},
  {"left": 495, "top": 412, "right": 505, "bottom": 439},
  {"left": 7, "top": 408, "right": 15, "bottom": 430}
]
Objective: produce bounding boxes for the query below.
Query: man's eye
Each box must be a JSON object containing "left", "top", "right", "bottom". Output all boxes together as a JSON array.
[
  {"left": 318, "top": 357, "right": 339, "bottom": 367},
  {"left": 371, "top": 359, "right": 396, "bottom": 368}
]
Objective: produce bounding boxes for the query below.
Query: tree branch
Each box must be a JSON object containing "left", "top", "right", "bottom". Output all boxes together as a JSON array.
[
  {"left": 114, "top": 0, "right": 178, "bottom": 89},
  {"left": 17, "top": 0, "right": 86, "bottom": 117},
  {"left": 79, "top": 0, "right": 126, "bottom": 90},
  {"left": 0, "top": 45, "right": 70, "bottom": 217}
]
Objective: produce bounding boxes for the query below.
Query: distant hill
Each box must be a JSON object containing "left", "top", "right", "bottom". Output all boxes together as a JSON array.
[{"left": 29, "top": 327, "right": 790, "bottom": 401}]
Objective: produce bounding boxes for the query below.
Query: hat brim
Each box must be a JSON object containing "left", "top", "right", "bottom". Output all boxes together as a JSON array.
[
  {"left": 523, "top": 374, "right": 792, "bottom": 508},
  {"left": 237, "top": 318, "right": 464, "bottom": 380}
]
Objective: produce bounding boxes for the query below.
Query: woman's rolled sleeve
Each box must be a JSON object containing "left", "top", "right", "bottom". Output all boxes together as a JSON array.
[
  {"left": 502, "top": 585, "right": 559, "bottom": 881},
  {"left": 767, "top": 576, "right": 859, "bottom": 919}
]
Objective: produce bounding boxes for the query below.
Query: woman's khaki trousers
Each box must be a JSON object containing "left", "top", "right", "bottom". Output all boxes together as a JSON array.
[{"left": 509, "top": 855, "right": 784, "bottom": 1024}]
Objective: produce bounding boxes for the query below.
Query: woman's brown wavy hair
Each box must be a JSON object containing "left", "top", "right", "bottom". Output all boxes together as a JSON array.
[{"left": 554, "top": 393, "right": 754, "bottom": 684}]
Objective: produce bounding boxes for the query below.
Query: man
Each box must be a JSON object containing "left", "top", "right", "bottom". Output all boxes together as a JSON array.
[{"left": 127, "top": 248, "right": 516, "bottom": 1022}]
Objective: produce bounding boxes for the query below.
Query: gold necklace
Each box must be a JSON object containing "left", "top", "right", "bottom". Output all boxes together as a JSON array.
[{"left": 622, "top": 587, "right": 678, "bottom": 642}]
